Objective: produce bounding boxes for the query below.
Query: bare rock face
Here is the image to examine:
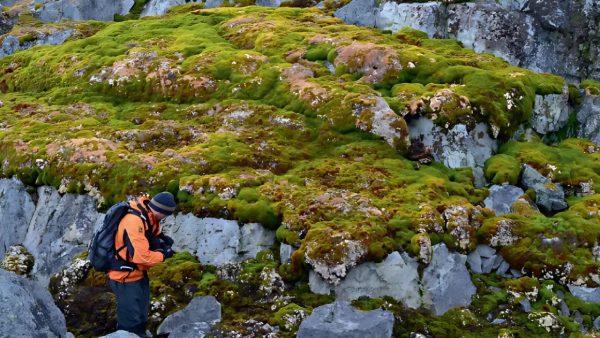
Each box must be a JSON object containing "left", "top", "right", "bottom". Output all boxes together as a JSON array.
[
  {"left": 577, "top": 92, "right": 600, "bottom": 145},
  {"left": 335, "top": 0, "right": 600, "bottom": 82},
  {"left": 161, "top": 214, "right": 275, "bottom": 266},
  {"left": 297, "top": 301, "right": 394, "bottom": 338},
  {"left": 0, "top": 178, "right": 35, "bottom": 259},
  {"left": 309, "top": 251, "right": 421, "bottom": 309},
  {"left": 409, "top": 117, "right": 497, "bottom": 187},
  {"left": 0, "top": 269, "right": 67, "bottom": 337},
  {"left": 23, "top": 186, "right": 104, "bottom": 285},
  {"left": 35, "top": 0, "right": 135, "bottom": 22},
  {"left": 421, "top": 243, "right": 476, "bottom": 316}
]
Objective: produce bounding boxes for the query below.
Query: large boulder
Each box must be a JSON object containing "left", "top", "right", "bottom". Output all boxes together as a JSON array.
[
  {"left": 422, "top": 243, "right": 476, "bottom": 316},
  {"left": 409, "top": 117, "right": 497, "bottom": 187},
  {"left": 157, "top": 296, "right": 221, "bottom": 338},
  {"left": 530, "top": 85, "right": 570, "bottom": 134},
  {"left": 297, "top": 301, "right": 394, "bottom": 338},
  {"left": 35, "top": 0, "right": 135, "bottom": 22},
  {"left": 162, "top": 214, "right": 275, "bottom": 266},
  {"left": 484, "top": 184, "right": 525, "bottom": 215},
  {"left": 577, "top": 93, "right": 600, "bottom": 145},
  {"left": 0, "top": 269, "right": 67, "bottom": 337},
  {"left": 309, "top": 251, "right": 421, "bottom": 309},
  {"left": 0, "top": 178, "right": 35, "bottom": 259},
  {"left": 375, "top": 1, "right": 445, "bottom": 37},
  {"left": 23, "top": 186, "right": 103, "bottom": 285},
  {"left": 520, "top": 164, "right": 568, "bottom": 212},
  {"left": 333, "top": 0, "right": 377, "bottom": 27},
  {"left": 140, "top": 0, "right": 202, "bottom": 17}
]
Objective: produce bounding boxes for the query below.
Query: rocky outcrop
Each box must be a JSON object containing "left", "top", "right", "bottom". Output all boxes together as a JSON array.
[
  {"left": 484, "top": 184, "right": 525, "bottom": 216},
  {"left": 0, "top": 269, "right": 67, "bottom": 337},
  {"left": 140, "top": 0, "right": 202, "bottom": 17},
  {"left": 466, "top": 244, "right": 522, "bottom": 278},
  {"left": 297, "top": 301, "right": 394, "bottom": 338},
  {"left": 408, "top": 117, "right": 497, "bottom": 187},
  {"left": 162, "top": 214, "right": 275, "bottom": 266},
  {"left": 520, "top": 164, "right": 568, "bottom": 212},
  {"left": 530, "top": 85, "right": 570, "bottom": 134},
  {"left": 0, "top": 244, "right": 34, "bottom": 275},
  {"left": 100, "top": 331, "right": 140, "bottom": 338},
  {"left": 35, "top": 0, "right": 135, "bottom": 22},
  {"left": 335, "top": 0, "right": 600, "bottom": 82},
  {"left": 0, "top": 29, "right": 74, "bottom": 59},
  {"left": 577, "top": 93, "right": 600, "bottom": 145},
  {"left": 0, "top": 178, "right": 35, "bottom": 258},
  {"left": 157, "top": 296, "right": 221, "bottom": 337},
  {"left": 422, "top": 243, "right": 476, "bottom": 316},
  {"left": 308, "top": 251, "right": 421, "bottom": 308},
  {"left": 23, "top": 186, "right": 103, "bottom": 285}
]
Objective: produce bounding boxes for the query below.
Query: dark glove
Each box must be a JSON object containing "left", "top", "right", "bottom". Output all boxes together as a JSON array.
[
  {"left": 157, "top": 247, "right": 174, "bottom": 260},
  {"left": 158, "top": 233, "right": 174, "bottom": 247}
]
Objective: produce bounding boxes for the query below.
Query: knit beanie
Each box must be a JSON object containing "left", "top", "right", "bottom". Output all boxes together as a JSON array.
[{"left": 149, "top": 191, "right": 176, "bottom": 215}]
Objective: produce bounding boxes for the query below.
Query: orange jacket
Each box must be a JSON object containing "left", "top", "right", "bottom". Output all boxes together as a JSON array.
[{"left": 107, "top": 195, "right": 165, "bottom": 283}]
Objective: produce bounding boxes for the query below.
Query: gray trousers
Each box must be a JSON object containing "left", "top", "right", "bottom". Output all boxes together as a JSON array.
[{"left": 108, "top": 274, "right": 150, "bottom": 336}]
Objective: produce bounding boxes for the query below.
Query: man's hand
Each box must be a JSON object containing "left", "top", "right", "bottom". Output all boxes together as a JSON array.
[
  {"left": 158, "top": 233, "right": 174, "bottom": 247},
  {"left": 156, "top": 247, "right": 174, "bottom": 260}
]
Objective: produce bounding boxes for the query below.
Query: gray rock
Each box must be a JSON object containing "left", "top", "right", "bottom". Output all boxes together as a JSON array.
[
  {"left": 520, "top": 164, "right": 568, "bottom": 212},
  {"left": 335, "top": 0, "right": 600, "bottom": 82},
  {"left": 374, "top": 1, "right": 444, "bottom": 37},
  {"left": 163, "top": 215, "right": 241, "bottom": 265},
  {"left": 36, "top": 0, "right": 135, "bottom": 22},
  {"left": 100, "top": 330, "right": 140, "bottom": 338},
  {"left": 333, "top": 0, "right": 377, "bottom": 28},
  {"left": 496, "top": 260, "right": 510, "bottom": 276},
  {"left": 256, "top": 0, "right": 288, "bottom": 7},
  {"left": 157, "top": 296, "right": 221, "bottom": 337},
  {"left": 577, "top": 93, "right": 600, "bottom": 145},
  {"left": 568, "top": 285, "right": 600, "bottom": 303},
  {"left": 422, "top": 243, "right": 476, "bottom": 316},
  {"left": 297, "top": 301, "right": 394, "bottom": 338},
  {"left": 140, "top": 0, "right": 202, "bottom": 17},
  {"left": 0, "top": 178, "right": 35, "bottom": 259},
  {"left": 481, "top": 255, "right": 498, "bottom": 274},
  {"left": 280, "top": 243, "right": 294, "bottom": 264},
  {"left": 0, "top": 29, "right": 74, "bottom": 59},
  {"left": 520, "top": 298, "right": 532, "bottom": 313},
  {"left": 162, "top": 214, "right": 275, "bottom": 265},
  {"left": 530, "top": 85, "right": 570, "bottom": 134},
  {"left": 559, "top": 300, "right": 570, "bottom": 317},
  {"left": 309, "top": 251, "right": 421, "bottom": 309},
  {"left": 0, "top": 269, "right": 67, "bottom": 337},
  {"left": 203, "top": 0, "right": 223, "bottom": 8},
  {"left": 409, "top": 117, "right": 497, "bottom": 187},
  {"left": 594, "top": 316, "right": 600, "bottom": 331},
  {"left": 23, "top": 186, "right": 102, "bottom": 285},
  {"left": 476, "top": 244, "right": 497, "bottom": 258},
  {"left": 239, "top": 222, "right": 275, "bottom": 260},
  {"left": 484, "top": 184, "right": 525, "bottom": 215},
  {"left": 466, "top": 250, "right": 483, "bottom": 274}
]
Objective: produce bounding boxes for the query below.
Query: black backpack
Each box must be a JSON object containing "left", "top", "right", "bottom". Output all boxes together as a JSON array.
[{"left": 88, "top": 201, "right": 150, "bottom": 272}]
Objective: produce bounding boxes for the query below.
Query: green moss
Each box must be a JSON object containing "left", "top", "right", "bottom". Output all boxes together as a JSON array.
[
  {"left": 581, "top": 79, "right": 600, "bottom": 96},
  {"left": 484, "top": 154, "right": 522, "bottom": 185}
]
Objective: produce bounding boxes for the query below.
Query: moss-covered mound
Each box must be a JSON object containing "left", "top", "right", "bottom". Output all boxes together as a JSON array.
[{"left": 0, "top": 5, "right": 596, "bottom": 286}]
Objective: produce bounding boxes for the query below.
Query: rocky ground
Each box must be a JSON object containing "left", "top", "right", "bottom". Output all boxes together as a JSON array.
[{"left": 0, "top": 1, "right": 599, "bottom": 337}]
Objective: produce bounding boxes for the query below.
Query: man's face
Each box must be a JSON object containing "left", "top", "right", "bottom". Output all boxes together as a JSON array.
[{"left": 149, "top": 207, "right": 168, "bottom": 221}]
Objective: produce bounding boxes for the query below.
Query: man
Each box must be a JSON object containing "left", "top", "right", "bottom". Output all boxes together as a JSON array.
[{"left": 108, "top": 191, "right": 177, "bottom": 337}]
